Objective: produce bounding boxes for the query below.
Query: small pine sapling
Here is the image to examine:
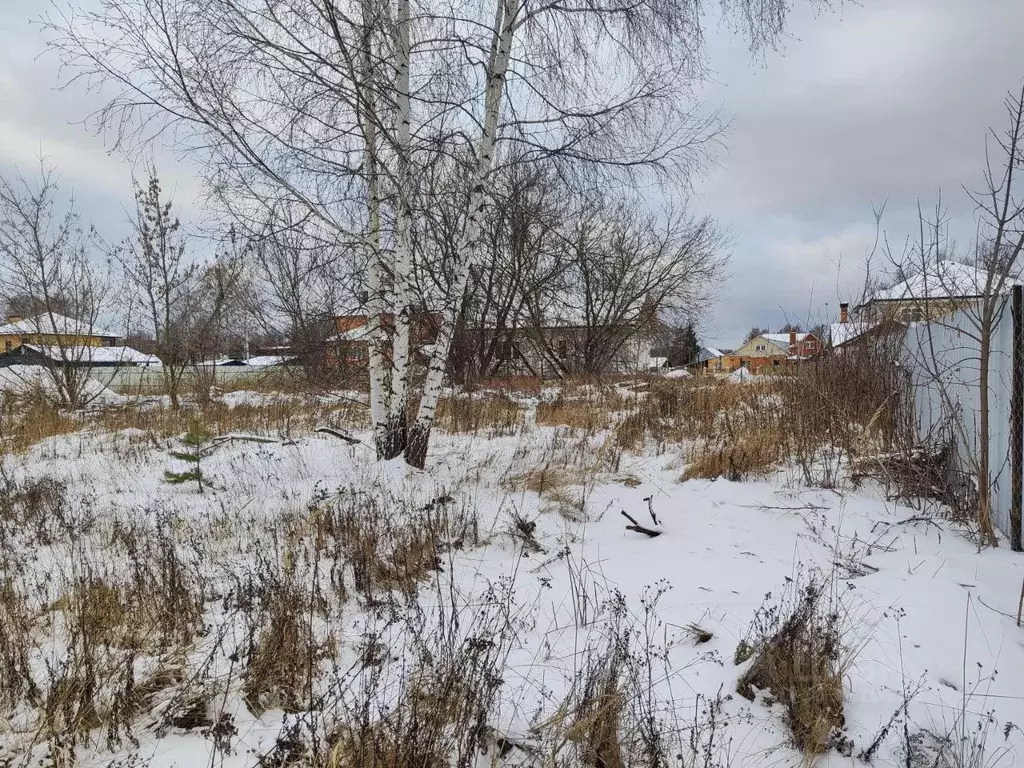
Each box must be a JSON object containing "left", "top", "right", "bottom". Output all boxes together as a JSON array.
[{"left": 164, "top": 429, "right": 209, "bottom": 493}]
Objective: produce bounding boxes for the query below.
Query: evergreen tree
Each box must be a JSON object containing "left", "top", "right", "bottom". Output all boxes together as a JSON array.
[
  {"left": 164, "top": 429, "right": 209, "bottom": 493},
  {"left": 667, "top": 323, "right": 700, "bottom": 367}
]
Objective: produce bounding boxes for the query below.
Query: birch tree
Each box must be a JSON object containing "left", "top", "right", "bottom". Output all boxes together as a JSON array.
[{"left": 47, "top": 0, "right": 831, "bottom": 466}]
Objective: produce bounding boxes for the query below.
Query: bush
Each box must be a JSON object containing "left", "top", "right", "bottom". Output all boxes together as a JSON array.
[{"left": 736, "top": 572, "right": 851, "bottom": 757}]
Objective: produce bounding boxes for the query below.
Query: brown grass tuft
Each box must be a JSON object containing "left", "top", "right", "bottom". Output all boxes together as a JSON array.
[
  {"left": 736, "top": 576, "right": 848, "bottom": 757},
  {"left": 682, "top": 430, "right": 786, "bottom": 481},
  {"left": 435, "top": 395, "right": 523, "bottom": 435},
  {"left": 242, "top": 584, "right": 323, "bottom": 716}
]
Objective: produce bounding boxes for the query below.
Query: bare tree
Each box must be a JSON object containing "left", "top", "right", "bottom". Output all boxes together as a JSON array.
[
  {"left": 244, "top": 206, "right": 357, "bottom": 386},
  {"left": 190, "top": 236, "right": 249, "bottom": 398},
  {"left": 0, "top": 160, "right": 111, "bottom": 409},
  {"left": 745, "top": 326, "right": 769, "bottom": 343},
  {"left": 524, "top": 198, "right": 725, "bottom": 376},
  {"left": 119, "top": 170, "right": 205, "bottom": 408},
  {"left": 47, "top": 0, "right": 830, "bottom": 466}
]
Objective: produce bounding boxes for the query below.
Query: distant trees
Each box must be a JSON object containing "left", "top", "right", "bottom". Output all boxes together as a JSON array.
[
  {"left": 243, "top": 206, "right": 358, "bottom": 385},
  {"left": 0, "top": 160, "right": 110, "bottom": 408},
  {"left": 745, "top": 327, "right": 769, "bottom": 343},
  {"left": 658, "top": 324, "right": 700, "bottom": 368}
]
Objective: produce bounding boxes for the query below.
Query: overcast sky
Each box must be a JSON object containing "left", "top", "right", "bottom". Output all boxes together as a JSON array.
[{"left": 2, "top": 1, "right": 1024, "bottom": 346}]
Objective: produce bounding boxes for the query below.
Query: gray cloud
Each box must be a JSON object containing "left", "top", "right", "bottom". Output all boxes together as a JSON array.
[{"left": 693, "top": 0, "right": 1024, "bottom": 345}]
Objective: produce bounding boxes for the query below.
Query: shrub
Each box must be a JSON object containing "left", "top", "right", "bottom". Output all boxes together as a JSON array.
[{"left": 736, "top": 573, "right": 850, "bottom": 757}]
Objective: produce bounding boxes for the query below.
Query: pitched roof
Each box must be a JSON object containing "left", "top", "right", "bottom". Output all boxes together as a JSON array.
[
  {"left": 0, "top": 313, "right": 118, "bottom": 339},
  {"left": 697, "top": 346, "right": 726, "bottom": 362},
  {"left": 829, "top": 322, "right": 872, "bottom": 347},
  {"left": 763, "top": 332, "right": 810, "bottom": 344},
  {"left": 871, "top": 260, "right": 989, "bottom": 302},
  {"left": 22, "top": 345, "right": 160, "bottom": 365}
]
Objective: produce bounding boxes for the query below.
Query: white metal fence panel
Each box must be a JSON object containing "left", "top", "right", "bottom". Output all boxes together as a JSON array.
[{"left": 902, "top": 301, "right": 1016, "bottom": 536}]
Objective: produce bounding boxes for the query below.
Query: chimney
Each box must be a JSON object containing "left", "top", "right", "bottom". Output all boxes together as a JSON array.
[
  {"left": 789, "top": 329, "right": 796, "bottom": 349},
  {"left": 839, "top": 302, "right": 849, "bottom": 324}
]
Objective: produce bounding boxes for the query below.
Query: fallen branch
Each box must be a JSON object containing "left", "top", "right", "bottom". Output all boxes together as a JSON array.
[
  {"left": 315, "top": 426, "right": 362, "bottom": 445},
  {"left": 200, "top": 434, "right": 281, "bottom": 454},
  {"left": 621, "top": 509, "right": 662, "bottom": 538}
]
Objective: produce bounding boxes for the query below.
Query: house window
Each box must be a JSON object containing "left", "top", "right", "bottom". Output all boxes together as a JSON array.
[
  {"left": 557, "top": 338, "right": 568, "bottom": 360},
  {"left": 898, "top": 306, "right": 925, "bottom": 323},
  {"left": 497, "top": 339, "right": 513, "bottom": 359},
  {"left": 773, "top": 359, "right": 779, "bottom": 366},
  {"left": 755, "top": 344, "right": 766, "bottom": 352},
  {"left": 804, "top": 340, "right": 814, "bottom": 350}
]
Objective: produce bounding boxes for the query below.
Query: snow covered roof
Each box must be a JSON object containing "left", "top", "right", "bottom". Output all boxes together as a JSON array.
[
  {"left": 829, "top": 322, "right": 873, "bottom": 347},
  {"left": 23, "top": 345, "right": 160, "bottom": 366},
  {"left": 763, "top": 332, "right": 810, "bottom": 345},
  {"left": 0, "top": 313, "right": 118, "bottom": 339},
  {"left": 240, "top": 355, "right": 294, "bottom": 367},
  {"left": 871, "top": 260, "right": 989, "bottom": 302},
  {"left": 696, "top": 347, "right": 726, "bottom": 363}
]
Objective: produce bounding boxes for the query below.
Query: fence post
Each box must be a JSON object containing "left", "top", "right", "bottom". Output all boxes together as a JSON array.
[{"left": 1011, "top": 284, "right": 1023, "bottom": 551}]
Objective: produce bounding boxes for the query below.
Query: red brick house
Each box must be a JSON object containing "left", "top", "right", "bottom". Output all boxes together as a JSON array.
[{"left": 327, "top": 313, "right": 441, "bottom": 366}]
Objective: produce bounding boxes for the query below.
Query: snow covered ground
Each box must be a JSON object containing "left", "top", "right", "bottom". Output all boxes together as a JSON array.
[{"left": 0, "top": 386, "right": 1022, "bottom": 767}]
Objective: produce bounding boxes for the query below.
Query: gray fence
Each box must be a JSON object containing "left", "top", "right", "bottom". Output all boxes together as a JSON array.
[
  {"left": 95, "top": 365, "right": 288, "bottom": 394},
  {"left": 902, "top": 295, "right": 1020, "bottom": 542}
]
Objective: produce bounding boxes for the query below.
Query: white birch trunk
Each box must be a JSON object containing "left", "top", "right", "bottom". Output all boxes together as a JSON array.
[
  {"left": 387, "top": 0, "right": 414, "bottom": 452},
  {"left": 406, "top": 0, "right": 518, "bottom": 467},
  {"left": 360, "top": 0, "right": 391, "bottom": 457}
]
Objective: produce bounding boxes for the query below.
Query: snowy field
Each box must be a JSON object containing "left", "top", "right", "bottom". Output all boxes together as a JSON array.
[{"left": 0, "top": 378, "right": 1022, "bottom": 767}]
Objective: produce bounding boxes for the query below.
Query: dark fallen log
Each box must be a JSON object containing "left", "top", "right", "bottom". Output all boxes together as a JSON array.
[{"left": 621, "top": 509, "right": 662, "bottom": 538}]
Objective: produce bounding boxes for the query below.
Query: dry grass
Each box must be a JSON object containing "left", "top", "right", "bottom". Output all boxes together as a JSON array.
[
  {"left": 535, "top": 390, "right": 627, "bottom": 433},
  {"left": 314, "top": 489, "right": 477, "bottom": 598},
  {"left": 435, "top": 395, "right": 523, "bottom": 435},
  {"left": 0, "top": 392, "right": 79, "bottom": 452},
  {"left": 503, "top": 465, "right": 595, "bottom": 521},
  {"left": 569, "top": 664, "right": 625, "bottom": 768},
  {"left": 736, "top": 575, "right": 849, "bottom": 758},
  {"left": 242, "top": 583, "right": 325, "bottom": 716},
  {"left": 0, "top": 394, "right": 369, "bottom": 453},
  {"left": 682, "top": 430, "right": 787, "bottom": 481}
]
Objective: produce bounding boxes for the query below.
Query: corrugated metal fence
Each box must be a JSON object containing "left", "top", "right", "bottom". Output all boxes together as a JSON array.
[{"left": 902, "top": 294, "right": 1021, "bottom": 543}]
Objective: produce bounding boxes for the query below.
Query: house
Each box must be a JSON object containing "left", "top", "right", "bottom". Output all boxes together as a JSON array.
[
  {"left": 0, "top": 313, "right": 120, "bottom": 352},
  {"left": 731, "top": 330, "right": 821, "bottom": 373},
  {"left": 456, "top": 322, "right": 656, "bottom": 378},
  {"left": 689, "top": 346, "right": 733, "bottom": 373},
  {"left": 830, "top": 259, "right": 1004, "bottom": 351},
  {"left": 328, "top": 312, "right": 656, "bottom": 378},
  {"left": 327, "top": 313, "right": 441, "bottom": 367},
  {"left": 856, "top": 259, "right": 990, "bottom": 324}
]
